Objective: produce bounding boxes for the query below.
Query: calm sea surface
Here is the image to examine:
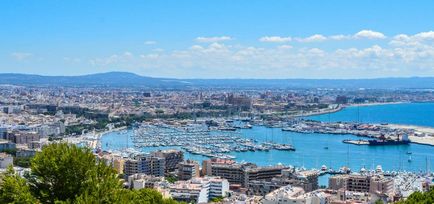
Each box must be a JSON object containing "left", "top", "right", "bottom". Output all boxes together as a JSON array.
[
  {"left": 101, "top": 103, "right": 434, "bottom": 185},
  {"left": 309, "top": 102, "right": 434, "bottom": 127}
]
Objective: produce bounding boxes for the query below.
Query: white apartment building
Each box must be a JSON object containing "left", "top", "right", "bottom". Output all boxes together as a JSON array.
[
  {"left": 127, "top": 173, "right": 165, "bottom": 190},
  {"left": 205, "top": 176, "right": 230, "bottom": 199},
  {"left": 169, "top": 176, "right": 230, "bottom": 204},
  {"left": 262, "top": 185, "right": 328, "bottom": 204},
  {"left": 169, "top": 180, "right": 209, "bottom": 204}
]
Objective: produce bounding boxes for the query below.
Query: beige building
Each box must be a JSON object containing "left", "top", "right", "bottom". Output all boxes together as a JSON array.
[
  {"left": 369, "top": 175, "right": 394, "bottom": 195},
  {"left": 127, "top": 173, "right": 165, "bottom": 189},
  {"left": 178, "top": 159, "right": 200, "bottom": 180}
]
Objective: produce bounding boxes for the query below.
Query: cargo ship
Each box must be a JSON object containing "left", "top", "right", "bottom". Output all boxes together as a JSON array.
[{"left": 368, "top": 134, "right": 410, "bottom": 146}]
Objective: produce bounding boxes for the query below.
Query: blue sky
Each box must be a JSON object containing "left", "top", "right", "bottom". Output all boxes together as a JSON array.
[{"left": 1, "top": 0, "right": 434, "bottom": 78}]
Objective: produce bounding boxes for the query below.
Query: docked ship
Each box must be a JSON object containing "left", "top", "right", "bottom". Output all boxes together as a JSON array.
[{"left": 368, "top": 134, "right": 410, "bottom": 146}]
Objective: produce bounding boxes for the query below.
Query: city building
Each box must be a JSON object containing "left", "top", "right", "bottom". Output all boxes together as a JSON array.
[
  {"left": 178, "top": 159, "right": 200, "bottom": 180},
  {"left": 328, "top": 174, "right": 348, "bottom": 191},
  {"left": 247, "top": 169, "right": 319, "bottom": 196},
  {"left": 169, "top": 177, "right": 229, "bottom": 204},
  {"left": 328, "top": 173, "right": 394, "bottom": 201},
  {"left": 0, "top": 153, "right": 13, "bottom": 168},
  {"left": 9, "top": 131, "right": 40, "bottom": 144},
  {"left": 262, "top": 185, "right": 306, "bottom": 204},
  {"left": 347, "top": 175, "right": 371, "bottom": 192},
  {"left": 124, "top": 154, "right": 165, "bottom": 177},
  {"left": 206, "top": 176, "right": 230, "bottom": 199},
  {"left": 0, "top": 139, "right": 16, "bottom": 152},
  {"left": 244, "top": 165, "right": 285, "bottom": 187},
  {"left": 151, "top": 149, "right": 184, "bottom": 173},
  {"left": 337, "top": 190, "right": 370, "bottom": 203},
  {"left": 369, "top": 175, "right": 394, "bottom": 195},
  {"left": 169, "top": 179, "right": 210, "bottom": 203},
  {"left": 202, "top": 158, "right": 247, "bottom": 186},
  {"left": 97, "top": 153, "right": 125, "bottom": 174},
  {"left": 127, "top": 173, "right": 165, "bottom": 189}
]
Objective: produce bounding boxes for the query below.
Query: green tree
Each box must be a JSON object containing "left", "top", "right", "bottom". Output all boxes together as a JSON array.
[
  {"left": 165, "top": 175, "right": 178, "bottom": 184},
  {"left": 0, "top": 166, "right": 39, "bottom": 204},
  {"left": 126, "top": 188, "right": 179, "bottom": 204},
  {"left": 210, "top": 196, "right": 224, "bottom": 203},
  {"left": 396, "top": 188, "right": 434, "bottom": 204},
  {"left": 0, "top": 143, "right": 182, "bottom": 204},
  {"left": 374, "top": 199, "right": 384, "bottom": 204},
  {"left": 27, "top": 143, "right": 121, "bottom": 203},
  {"left": 74, "top": 188, "right": 179, "bottom": 204}
]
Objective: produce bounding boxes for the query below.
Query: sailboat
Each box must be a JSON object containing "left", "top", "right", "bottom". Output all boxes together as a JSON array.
[
  {"left": 408, "top": 156, "right": 412, "bottom": 162},
  {"left": 324, "top": 112, "right": 330, "bottom": 150}
]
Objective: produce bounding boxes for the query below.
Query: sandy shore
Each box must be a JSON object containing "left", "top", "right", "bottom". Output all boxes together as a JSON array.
[
  {"left": 345, "top": 101, "right": 406, "bottom": 107},
  {"left": 63, "top": 126, "right": 128, "bottom": 149},
  {"left": 293, "top": 105, "right": 343, "bottom": 117}
]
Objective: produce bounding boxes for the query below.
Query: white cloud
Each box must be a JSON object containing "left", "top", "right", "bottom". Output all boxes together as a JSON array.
[
  {"left": 296, "top": 34, "right": 327, "bottom": 42},
  {"left": 414, "top": 31, "right": 434, "bottom": 40},
  {"left": 259, "top": 36, "right": 292, "bottom": 43},
  {"left": 10, "top": 52, "right": 33, "bottom": 61},
  {"left": 195, "top": 36, "right": 232, "bottom": 43},
  {"left": 144, "top": 41, "right": 157, "bottom": 45},
  {"left": 354, "top": 30, "right": 386, "bottom": 39},
  {"left": 329, "top": 35, "right": 352, "bottom": 40},
  {"left": 390, "top": 31, "right": 434, "bottom": 47},
  {"left": 89, "top": 51, "right": 134, "bottom": 66},
  {"left": 269, "top": 30, "right": 387, "bottom": 43},
  {"left": 89, "top": 31, "right": 434, "bottom": 78},
  {"left": 277, "top": 45, "right": 292, "bottom": 49}
]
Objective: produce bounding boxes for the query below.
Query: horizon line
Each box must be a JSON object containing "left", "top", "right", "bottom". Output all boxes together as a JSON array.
[{"left": 0, "top": 71, "right": 433, "bottom": 81}]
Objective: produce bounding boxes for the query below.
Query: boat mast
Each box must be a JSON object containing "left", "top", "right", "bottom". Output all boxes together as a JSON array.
[{"left": 357, "top": 106, "right": 360, "bottom": 123}]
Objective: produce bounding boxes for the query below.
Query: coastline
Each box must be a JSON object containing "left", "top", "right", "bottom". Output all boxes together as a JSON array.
[
  {"left": 294, "top": 105, "right": 343, "bottom": 117},
  {"left": 93, "top": 126, "right": 128, "bottom": 149},
  {"left": 65, "top": 126, "right": 128, "bottom": 149},
  {"left": 300, "top": 101, "right": 407, "bottom": 118},
  {"left": 299, "top": 101, "right": 434, "bottom": 146},
  {"left": 385, "top": 124, "right": 434, "bottom": 146},
  {"left": 344, "top": 101, "right": 406, "bottom": 107}
]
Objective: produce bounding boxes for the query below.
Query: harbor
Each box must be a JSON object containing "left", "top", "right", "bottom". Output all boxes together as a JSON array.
[
  {"left": 281, "top": 120, "right": 425, "bottom": 146},
  {"left": 100, "top": 103, "right": 434, "bottom": 174},
  {"left": 107, "top": 123, "right": 295, "bottom": 160}
]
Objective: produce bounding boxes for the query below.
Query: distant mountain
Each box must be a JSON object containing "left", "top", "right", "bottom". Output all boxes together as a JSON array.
[
  {"left": 0, "top": 72, "right": 433, "bottom": 89},
  {"left": 0, "top": 72, "right": 188, "bottom": 88}
]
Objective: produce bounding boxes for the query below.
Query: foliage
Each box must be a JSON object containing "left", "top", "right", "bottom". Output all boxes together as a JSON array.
[
  {"left": 74, "top": 188, "right": 178, "bottom": 204},
  {"left": 0, "top": 149, "right": 16, "bottom": 156},
  {"left": 396, "top": 188, "right": 434, "bottom": 204},
  {"left": 27, "top": 143, "right": 121, "bottom": 203},
  {"left": 210, "top": 196, "right": 224, "bottom": 203},
  {"left": 0, "top": 143, "right": 182, "bottom": 204},
  {"left": 165, "top": 175, "right": 178, "bottom": 183},
  {"left": 0, "top": 166, "right": 39, "bottom": 204},
  {"left": 374, "top": 199, "right": 384, "bottom": 204},
  {"left": 13, "top": 156, "right": 32, "bottom": 168}
]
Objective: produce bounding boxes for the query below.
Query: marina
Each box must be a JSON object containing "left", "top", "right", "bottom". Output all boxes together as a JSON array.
[
  {"left": 106, "top": 123, "right": 295, "bottom": 160},
  {"left": 101, "top": 103, "right": 434, "bottom": 174}
]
